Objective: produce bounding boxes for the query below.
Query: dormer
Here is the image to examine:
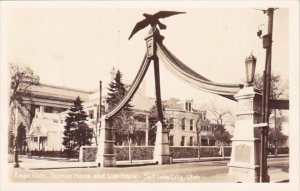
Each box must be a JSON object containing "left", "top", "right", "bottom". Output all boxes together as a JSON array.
[{"left": 184, "top": 99, "right": 193, "bottom": 112}]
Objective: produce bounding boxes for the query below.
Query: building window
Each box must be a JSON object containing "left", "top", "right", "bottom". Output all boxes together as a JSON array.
[
  {"left": 189, "top": 136, "right": 193, "bottom": 146},
  {"left": 169, "top": 118, "right": 174, "bottom": 129},
  {"left": 44, "top": 106, "right": 53, "bottom": 113},
  {"left": 202, "top": 111, "right": 206, "bottom": 121},
  {"left": 190, "top": 119, "right": 193, "bottom": 131},
  {"left": 134, "top": 114, "right": 146, "bottom": 123},
  {"left": 181, "top": 136, "right": 185, "bottom": 146},
  {"left": 169, "top": 135, "right": 174, "bottom": 146},
  {"left": 89, "top": 110, "right": 94, "bottom": 119},
  {"left": 181, "top": 118, "right": 185, "bottom": 130},
  {"left": 185, "top": 102, "right": 192, "bottom": 111}
]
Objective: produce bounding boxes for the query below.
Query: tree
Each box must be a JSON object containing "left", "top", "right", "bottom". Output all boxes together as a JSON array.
[
  {"left": 204, "top": 101, "right": 234, "bottom": 157},
  {"left": 253, "top": 73, "right": 289, "bottom": 156},
  {"left": 107, "top": 70, "right": 132, "bottom": 111},
  {"left": 112, "top": 110, "right": 136, "bottom": 145},
  {"left": 196, "top": 111, "right": 209, "bottom": 160},
  {"left": 75, "top": 123, "right": 94, "bottom": 148},
  {"left": 17, "top": 122, "right": 27, "bottom": 152},
  {"left": 268, "top": 111, "right": 288, "bottom": 154},
  {"left": 253, "top": 73, "right": 288, "bottom": 100},
  {"left": 195, "top": 112, "right": 204, "bottom": 159},
  {"left": 62, "top": 96, "right": 92, "bottom": 157},
  {"left": 9, "top": 63, "right": 40, "bottom": 149},
  {"left": 9, "top": 63, "right": 40, "bottom": 106},
  {"left": 147, "top": 102, "right": 167, "bottom": 146},
  {"left": 106, "top": 69, "right": 135, "bottom": 145}
]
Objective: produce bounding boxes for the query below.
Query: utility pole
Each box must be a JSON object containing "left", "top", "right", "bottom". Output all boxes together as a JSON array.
[
  {"left": 260, "top": 7, "right": 277, "bottom": 183},
  {"left": 99, "top": 80, "right": 102, "bottom": 143}
]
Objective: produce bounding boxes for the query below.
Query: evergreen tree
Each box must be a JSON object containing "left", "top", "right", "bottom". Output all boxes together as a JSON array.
[
  {"left": 75, "top": 123, "right": 94, "bottom": 148},
  {"left": 62, "top": 96, "right": 92, "bottom": 157},
  {"left": 107, "top": 70, "right": 133, "bottom": 111},
  {"left": 17, "top": 122, "right": 27, "bottom": 151},
  {"left": 106, "top": 69, "right": 134, "bottom": 145}
]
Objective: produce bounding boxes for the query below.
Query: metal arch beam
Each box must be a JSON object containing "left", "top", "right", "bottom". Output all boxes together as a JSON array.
[
  {"left": 156, "top": 42, "right": 243, "bottom": 100},
  {"left": 106, "top": 54, "right": 151, "bottom": 119}
]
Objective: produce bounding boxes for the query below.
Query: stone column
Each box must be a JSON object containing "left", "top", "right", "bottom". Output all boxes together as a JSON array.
[
  {"left": 153, "top": 121, "right": 171, "bottom": 164},
  {"left": 79, "top": 146, "right": 83, "bottom": 162},
  {"left": 38, "top": 136, "right": 40, "bottom": 151},
  {"left": 96, "top": 116, "right": 116, "bottom": 167},
  {"left": 228, "top": 86, "right": 262, "bottom": 182}
]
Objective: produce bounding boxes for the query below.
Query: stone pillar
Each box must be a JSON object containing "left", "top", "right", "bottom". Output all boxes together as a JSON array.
[
  {"left": 228, "top": 86, "right": 262, "bottom": 182},
  {"left": 96, "top": 116, "right": 116, "bottom": 167},
  {"left": 153, "top": 121, "right": 171, "bottom": 164},
  {"left": 38, "top": 136, "right": 40, "bottom": 151},
  {"left": 79, "top": 146, "right": 83, "bottom": 162}
]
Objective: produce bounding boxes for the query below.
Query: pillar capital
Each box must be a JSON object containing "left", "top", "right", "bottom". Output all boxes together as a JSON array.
[{"left": 144, "top": 28, "right": 164, "bottom": 59}]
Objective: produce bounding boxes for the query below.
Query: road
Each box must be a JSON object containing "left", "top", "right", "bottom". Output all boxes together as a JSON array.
[{"left": 9, "top": 157, "right": 288, "bottom": 183}]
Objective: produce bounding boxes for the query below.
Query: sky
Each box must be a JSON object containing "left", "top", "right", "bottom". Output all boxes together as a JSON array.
[{"left": 3, "top": 2, "right": 290, "bottom": 110}]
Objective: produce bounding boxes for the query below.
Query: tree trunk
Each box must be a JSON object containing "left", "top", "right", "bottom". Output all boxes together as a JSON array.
[{"left": 274, "top": 109, "right": 278, "bottom": 157}]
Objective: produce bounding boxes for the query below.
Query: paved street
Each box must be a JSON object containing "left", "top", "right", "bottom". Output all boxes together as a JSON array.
[{"left": 9, "top": 156, "right": 289, "bottom": 183}]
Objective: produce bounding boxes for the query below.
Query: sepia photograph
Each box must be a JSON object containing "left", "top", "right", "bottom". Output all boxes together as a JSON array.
[{"left": 0, "top": 1, "right": 299, "bottom": 191}]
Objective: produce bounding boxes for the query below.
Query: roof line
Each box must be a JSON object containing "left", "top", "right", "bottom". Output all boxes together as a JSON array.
[{"left": 39, "top": 83, "right": 93, "bottom": 94}]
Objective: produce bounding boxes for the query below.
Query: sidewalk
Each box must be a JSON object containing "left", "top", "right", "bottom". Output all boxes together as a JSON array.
[
  {"left": 12, "top": 155, "right": 289, "bottom": 183},
  {"left": 15, "top": 155, "right": 232, "bottom": 170}
]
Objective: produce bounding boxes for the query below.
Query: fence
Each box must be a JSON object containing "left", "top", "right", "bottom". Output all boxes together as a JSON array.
[
  {"left": 21, "top": 146, "right": 289, "bottom": 161},
  {"left": 20, "top": 150, "right": 79, "bottom": 159},
  {"left": 79, "top": 145, "right": 232, "bottom": 162}
]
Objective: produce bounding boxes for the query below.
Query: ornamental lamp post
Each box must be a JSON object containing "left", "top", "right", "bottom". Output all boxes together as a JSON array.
[{"left": 245, "top": 54, "right": 257, "bottom": 86}]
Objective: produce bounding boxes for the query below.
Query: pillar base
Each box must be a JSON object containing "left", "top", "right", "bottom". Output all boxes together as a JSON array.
[
  {"left": 228, "top": 163, "right": 260, "bottom": 182},
  {"left": 96, "top": 154, "right": 116, "bottom": 168},
  {"left": 153, "top": 121, "right": 171, "bottom": 165}
]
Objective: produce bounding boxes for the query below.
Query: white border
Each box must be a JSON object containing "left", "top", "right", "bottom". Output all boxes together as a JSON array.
[{"left": 0, "top": 1, "right": 299, "bottom": 191}]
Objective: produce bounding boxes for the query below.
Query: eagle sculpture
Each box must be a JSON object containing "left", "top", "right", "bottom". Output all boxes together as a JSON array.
[{"left": 128, "top": 11, "right": 185, "bottom": 40}]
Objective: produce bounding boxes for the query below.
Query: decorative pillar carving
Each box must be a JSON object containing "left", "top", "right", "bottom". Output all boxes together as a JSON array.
[{"left": 228, "top": 86, "right": 263, "bottom": 182}]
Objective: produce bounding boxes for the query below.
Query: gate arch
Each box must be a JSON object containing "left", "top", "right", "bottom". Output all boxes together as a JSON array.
[{"left": 97, "top": 23, "right": 243, "bottom": 167}]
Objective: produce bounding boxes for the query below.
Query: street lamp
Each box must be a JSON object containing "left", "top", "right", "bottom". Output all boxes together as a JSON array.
[{"left": 245, "top": 53, "right": 257, "bottom": 86}]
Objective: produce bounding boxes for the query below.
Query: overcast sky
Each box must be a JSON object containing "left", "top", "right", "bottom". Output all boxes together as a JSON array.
[{"left": 4, "top": 2, "right": 290, "bottom": 109}]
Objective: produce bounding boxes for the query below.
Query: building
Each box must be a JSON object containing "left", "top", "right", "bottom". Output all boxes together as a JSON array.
[
  {"left": 13, "top": 83, "right": 92, "bottom": 132},
  {"left": 164, "top": 98, "right": 214, "bottom": 147},
  {"left": 22, "top": 67, "right": 219, "bottom": 151},
  {"left": 27, "top": 82, "right": 154, "bottom": 151}
]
